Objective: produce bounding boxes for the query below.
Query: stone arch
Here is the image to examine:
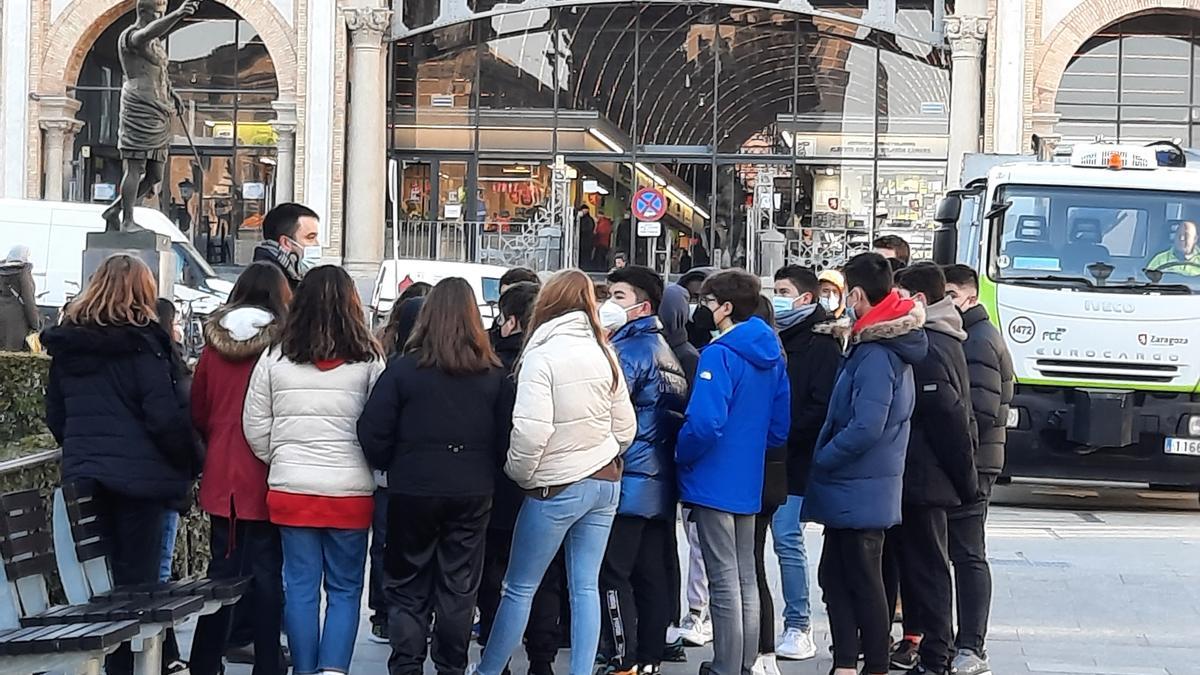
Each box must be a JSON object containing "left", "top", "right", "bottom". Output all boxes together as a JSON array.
[
  {"left": 1031, "top": 0, "right": 1200, "bottom": 117},
  {"left": 40, "top": 0, "right": 298, "bottom": 97}
]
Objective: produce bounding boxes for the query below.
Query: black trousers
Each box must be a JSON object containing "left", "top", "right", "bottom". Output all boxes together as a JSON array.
[
  {"left": 884, "top": 504, "right": 953, "bottom": 673},
  {"left": 189, "top": 516, "right": 285, "bottom": 675},
  {"left": 599, "top": 515, "right": 673, "bottom": 668},
  {"left": 819, "top": 528, "right": 889, "bottom": 674},
  {"left": 385, "top": 494, "right": 491, "bottom": 675},
  {"left": 478, "top": 527, "right": 564, "bottom": 664},
  {"left": 370, "top": 489, "right": 390, "bottom": 626},
  {"left": 949, "top": 474, "right": 997, "bottom": 655},
  {"left": 666, "top": 515, "right": 682, "bottom": 627},
  {"left": 753, "top": 506, "right": 779, "bottom": 656},
  {"left": 91, "top": 486, "right": 166, "bottom": 675}
]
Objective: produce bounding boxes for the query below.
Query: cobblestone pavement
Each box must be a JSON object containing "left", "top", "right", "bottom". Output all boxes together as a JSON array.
[{"left": 185, "top": 490, "right": 1200, "bottom": 675}]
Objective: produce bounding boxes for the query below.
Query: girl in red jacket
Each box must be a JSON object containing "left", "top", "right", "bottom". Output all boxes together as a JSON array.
[{"left": 188, "top": 262, "right": 292, "bottom": 675}]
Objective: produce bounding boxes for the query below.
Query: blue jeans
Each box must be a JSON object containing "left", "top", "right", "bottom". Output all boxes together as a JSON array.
[
  {"left": 770, "top": 495, "right": 811, "bottom": 631},
  {"left": 280, "top": 527, "right": 369, "bottom": 674},
  {"left": 478, "top": 479, "right": 620, "bottom": 675},
  {"left": 160, "top": 511, "right": 180, "bottom": 582}
]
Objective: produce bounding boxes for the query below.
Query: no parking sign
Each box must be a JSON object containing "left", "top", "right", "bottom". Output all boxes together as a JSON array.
[{"left": 632, "top": 187, "right": 666, "bottom": 221}]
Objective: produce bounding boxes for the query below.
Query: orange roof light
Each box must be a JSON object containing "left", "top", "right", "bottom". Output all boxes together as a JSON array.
[{"left": 1108, "top": 152, "right": 1124, "bottom": 170}]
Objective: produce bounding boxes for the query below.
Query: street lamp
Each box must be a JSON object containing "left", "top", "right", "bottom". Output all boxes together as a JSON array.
[{"left": 179, "top": 178, "right": 195, "bottom": 202}]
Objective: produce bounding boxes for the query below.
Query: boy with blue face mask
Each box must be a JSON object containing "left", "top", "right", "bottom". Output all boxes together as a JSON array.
[{"left": 254, "top": 203, "right": 321, "bottom": 289}]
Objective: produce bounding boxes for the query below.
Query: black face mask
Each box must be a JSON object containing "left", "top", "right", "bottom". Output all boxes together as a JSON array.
[{"left": 687, "top": 303, "right": 716, "bottom": 349}]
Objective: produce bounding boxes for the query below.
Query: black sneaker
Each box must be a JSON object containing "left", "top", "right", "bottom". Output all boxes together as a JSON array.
[
  {"left": 890, "top": 639, "right": 920, "bottom": 671},
  {"left": 369, "top": 621, "right": 389, "bottom": 644},
  {"left": 662, "top": 637, "right": 688, "bottom": 663},
  {"left": 529, "top": 662, "right": 554, "bottom": 675},
  {"left": 914, "top": 666, "right": 947, "bottom": 675}
]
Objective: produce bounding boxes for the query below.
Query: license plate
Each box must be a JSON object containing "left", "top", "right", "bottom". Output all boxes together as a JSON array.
[{"left": 1164, "top": 437, "right": 1200, "bottom": 456}]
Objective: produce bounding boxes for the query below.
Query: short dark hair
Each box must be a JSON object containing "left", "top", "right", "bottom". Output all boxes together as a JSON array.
[
  {"left": 497, "top": 281, "right": 539, "bottom": 332},
  {"left": 895, "top": 262, "right": 947, "bottom": 304},
  {"left": 843, "top": 252, "right": 894, "bottom": 305},
  {"left": 701, "top": 269, "right": 762, "bottom": 323},
  {"left": 262, "top": 203, "right": 319, "bottom": 242},
  {"left": 155, "top": 298, "right": 176, "bottom": 333},
  {"left": 873, "top": 234, "right": 911, "bottom": 264},
  {"left": 943, "top": 264, "right": 979, "bottom": 292},
  {"left": 500, "top": 267, "right": 540, "bottom": 289},
  {"left": 754, "top": 294, "right": 775, "bottom": 329},
  {"left": 773, "top": 265, "right": 819, "bottom": 298},
  {"left": 607, "top": 265, "right": 664, "bottom": 311},
  {"left": 398, "top": 281, "right": 433, "bottom": 304}
]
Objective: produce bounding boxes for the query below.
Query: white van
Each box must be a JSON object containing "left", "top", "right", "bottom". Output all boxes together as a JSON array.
[
  {"left": 371, "top": 259, "right": 513, "bottom": 323},
  {"left": 0, "top": 199, "right": 233, "bottom": 314}
]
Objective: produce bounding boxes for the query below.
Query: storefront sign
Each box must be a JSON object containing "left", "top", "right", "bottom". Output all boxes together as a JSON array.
[{"left": 793, "top": 134, "right": 948, "bottom": 159}]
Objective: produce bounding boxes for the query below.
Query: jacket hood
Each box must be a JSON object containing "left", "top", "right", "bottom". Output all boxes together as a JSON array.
[
  {"left": 658, "top": 284, "right": 691, "bottom": 348},
  {"left": 611, "top": 315, "right": 663, "bottom": 343},
  {"left": 960, "top": 303, "right": 991, "bottom": 330},
  {"left": 42, "top": 323, "right": 171, "bottom": 374},
  {"left": 203, "top": 306, "right": 280, "bottom": 361},
  {"left": 707, "top": 316, "right": 782, "bottom": 369},
  {"left": 923, "top": 296, "right": 968, "bottom": 341},
  {"left": 385, "top": 297, "right": 425, "bottom": 355},
  {"left": 525, "top": 311, "right": 597, "bottom": 352},
  {"left": 816, "top": 298, "right": 927, "bottom": 365}
]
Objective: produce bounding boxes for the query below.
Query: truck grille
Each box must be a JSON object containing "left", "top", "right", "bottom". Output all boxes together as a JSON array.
[{"left": 1034, "top": 358, "right": 1179, "bottom": 384}]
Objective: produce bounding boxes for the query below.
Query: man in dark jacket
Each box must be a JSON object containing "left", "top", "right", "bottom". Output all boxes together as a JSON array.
[
  {"left": 769, "top": 265, "right": 840, "bottom": 660},
  {"left": 943, "top": 265, "right": 1014, "bottom": 675},
  {"left": 659, "top": 284, "right": 700, "bottom": 384},
  {"left": 599, "top": 266, "right": 689, "bottom": 675},
  {"left": 478, "top": 281, "right": 563, "bottom": 675},
  {"left": 803, "top": 253, "right": 927, "bottom": 675},
  {"left": 253, "top": 203, "right": 321, "bottom": 289},
  {"left": 890, "top": 263, "right": 978, "bottom": 675}
]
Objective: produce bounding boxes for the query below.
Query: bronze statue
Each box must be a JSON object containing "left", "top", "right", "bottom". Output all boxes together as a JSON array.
[{"left": 102, "top": 0, "right": 200, "bottom": 233}]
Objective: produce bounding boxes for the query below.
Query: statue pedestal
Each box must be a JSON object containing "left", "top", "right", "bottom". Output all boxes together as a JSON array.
[{"left": 83, "top": 231, "right": 176, "bottom": 300}]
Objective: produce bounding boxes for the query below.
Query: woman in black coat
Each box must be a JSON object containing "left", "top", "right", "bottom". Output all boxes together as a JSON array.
[
  {"left": 0, "top": 245, "right": 40, "bottom": 350},
  {"left": 42, "top": 254, "right": 197, "bottom": 675},
  {"left": 357, "top": 277, "right": 516, "bottom": 674}
]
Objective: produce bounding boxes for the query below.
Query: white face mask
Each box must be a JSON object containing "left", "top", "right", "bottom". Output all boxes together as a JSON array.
[
  {"left": 298, "top": 246, "right": 322, "bottom": 274},
  {"left": 598, "top": 299, "right": 630, "bottom": 331},
  {"left": 687, "top": 303, "right": 698, "bottom": 320},
  {"left": 820, "top": 295, "right": 840, "bottom": 313}
]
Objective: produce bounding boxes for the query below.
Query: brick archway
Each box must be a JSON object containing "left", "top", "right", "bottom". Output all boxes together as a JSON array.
[
  {"left": 40, "top": 0, "right": 298, "bottom": 96},
  {"left": 1032, "top": 0, "right": 1200, "bottom": 117}
]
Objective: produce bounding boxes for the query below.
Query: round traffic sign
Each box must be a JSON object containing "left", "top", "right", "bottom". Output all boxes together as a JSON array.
[{"left": 633, "top": 187, "right": 666, "bottom": 221}]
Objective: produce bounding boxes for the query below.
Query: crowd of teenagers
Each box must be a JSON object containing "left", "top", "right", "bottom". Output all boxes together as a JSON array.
[{"left": 41, "top": 203, "right": 1012, "bottom": 675}]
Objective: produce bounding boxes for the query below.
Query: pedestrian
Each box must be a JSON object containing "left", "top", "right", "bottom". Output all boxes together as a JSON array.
[
  {"left": 380, "top": 294, "right": 429, "bottom": 358},
  {"left": 676, "top": 269, "right": 790, "bottom": 675},
  {"left": 0, "top": 245, "right": 40, "bottom": 351},
  {"left": 817, "top": 269, "right": 846, "bottom": 319},
  {"left": 659, "top": 284, "right": 700, "bottom": 384},
  {"left": 943, "top": 264, "right": 1014, "bottom": 675},
  {"left": 243, "top": 265, "right": 385, "bottom": 675},
  {"left": 888, "top": 263, "right": 977, "bottom": 675},
  {"left": 873, "top": 234, "right": 911, "bottom": 267},
  {"left": 188, "top": 262, "right": 292, "bottom": 675},
  {"left": 747, "top": 295, "right": 787, "bottom": 675},
  {"left": 358, "top": 277, "right": 516, "bottom": 675},
  {"left": 253, "top": 202, "right": 322, "bottom": 289},
  {"left": 500, "top": 267, "right": 541, "bottom": 295},
  {"left": 475, "top": 269, "right": 636, "bottom": 675},
  {"left": 42, "top": 254, "right": 199, "bottom": 675},
  {"left": 803, "top": 252, "right": 927, "bottom": 675},
  {"left": 477, "top": 281, "right": 565, "bottom": 675},
  {"left": 596, "top": 266, "right": 688, "bottom": 675},
  {"left": 769, "top": 265, "right": 840, "bottom": 662},
  {"left": 578, "top": 205, "right": 597, "bottom": 269}
]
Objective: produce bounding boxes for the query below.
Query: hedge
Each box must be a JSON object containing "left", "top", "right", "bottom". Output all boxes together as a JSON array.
[{"left": 0, "top": 351, "right": 210, "bottom": 580}]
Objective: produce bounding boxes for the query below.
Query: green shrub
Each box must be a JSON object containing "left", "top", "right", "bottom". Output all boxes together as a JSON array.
[{"left": 0, "top": 352, "right": 50, "bottom": 445}]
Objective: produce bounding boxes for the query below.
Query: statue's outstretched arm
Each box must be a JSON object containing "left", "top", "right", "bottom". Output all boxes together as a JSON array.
[{"left": 129, "top": 0, "right": 200, "bottom": 48}]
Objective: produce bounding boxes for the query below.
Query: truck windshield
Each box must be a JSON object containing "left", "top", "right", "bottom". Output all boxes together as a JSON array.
[{"left": 992, "top": 184, "right": 1200, "bottom": 292}]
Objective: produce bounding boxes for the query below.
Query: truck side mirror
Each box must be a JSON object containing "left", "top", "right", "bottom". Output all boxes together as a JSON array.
[{"left": 933, "top": 194, "right": 962, "bottom": 265}]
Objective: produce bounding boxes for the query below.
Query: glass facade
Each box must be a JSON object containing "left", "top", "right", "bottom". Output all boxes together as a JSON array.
[
  {"left": 389, "top": 4, "right": 949, "bottom": 271},
  {"left": 1056, "top": 13, "right": 1200, "bottom": 148},
  {"left": 72, "top": 4, "right": 280, "bottom": 265}
]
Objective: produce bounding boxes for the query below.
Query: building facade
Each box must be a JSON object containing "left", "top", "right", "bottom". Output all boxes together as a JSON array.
[{"left": 2, "top": 0, "right": 1197, "bottom": 275}]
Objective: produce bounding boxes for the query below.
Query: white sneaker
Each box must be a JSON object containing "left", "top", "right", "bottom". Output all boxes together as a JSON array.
[
  {"left": 776, "top": 627, "right": 817, "bottom": 661},
  {"left": 759, "top": 654, "right": 781, "bottom": 675},
  {"left": 751, "top": 655, "right": 767, "bottom": 675},
  {"left": 677, "top": 612, "right": 713, "bottom": 647}
]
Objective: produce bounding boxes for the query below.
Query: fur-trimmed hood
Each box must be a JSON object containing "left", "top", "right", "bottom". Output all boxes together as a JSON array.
[
  {"left": 203, "top": 305, "right": 280, "bottom": 361},
  {"left": 815, "top": 300, "right": 927, "bottom": 365}
]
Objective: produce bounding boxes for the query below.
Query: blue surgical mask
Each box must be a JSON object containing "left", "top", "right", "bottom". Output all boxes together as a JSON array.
[
  {"left": 844, "top": 305, "right": 857, "bottom": 323},
  {"left": 772, "top": 296, "right": 795, "bottom": 314}
]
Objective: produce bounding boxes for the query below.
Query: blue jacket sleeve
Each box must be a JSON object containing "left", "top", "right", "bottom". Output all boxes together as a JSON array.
[
  {"left": 357, "top": 358, "right": 404, "bottom": 471},
  {"left": 813, "top": 348, "right": 896, "bottom": 472},
  {"left": 767, "top": 361, "right": 791, "bottom": 449},
  {"left": 676, "top": 347, "right": 733, "bottom": 467}
]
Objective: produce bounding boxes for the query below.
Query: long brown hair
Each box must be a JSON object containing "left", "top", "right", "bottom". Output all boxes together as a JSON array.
[
  {"left": 525, "top": 269, "right": 620, "bottom": 392},
  {"left": 279, "top": 265, "right": 382, "bottom": 364},
  {"left": 63, "top": 254, "right": 158, "bottom": 327},
  {"left": 405, "top": 277, "right": 500, "bottom": 375}
]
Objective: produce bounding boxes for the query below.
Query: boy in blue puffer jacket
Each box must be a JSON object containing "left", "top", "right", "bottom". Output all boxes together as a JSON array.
[
  {"left": 676, "top": 269, "right": 790, "bottom": 675},
  {"left": 804, "top": 252, "right": 928, "bottom": 675},
  {"left": 597, "top": 266, "right": 689, "bottom": 675}
]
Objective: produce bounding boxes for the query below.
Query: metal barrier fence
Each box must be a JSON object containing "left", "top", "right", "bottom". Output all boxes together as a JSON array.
[
  {"left": 393, "top": 220, "right": 565, "bottom": 271},
  {"left": 786, "top": 225, "right": 936, "bottom": 270}
]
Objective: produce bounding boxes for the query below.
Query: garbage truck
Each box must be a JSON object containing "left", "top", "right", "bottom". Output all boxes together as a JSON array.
[{"left": 934, "top": 141, "right": 1200, "bottom": 492}]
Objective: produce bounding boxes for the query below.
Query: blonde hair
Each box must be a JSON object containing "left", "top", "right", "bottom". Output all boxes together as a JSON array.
[
  {"left": 525, "top": 269, "right": 620, "bottom": 393},
  {"left": 63, "top": 254, "right": 159, "bottom": 327}
]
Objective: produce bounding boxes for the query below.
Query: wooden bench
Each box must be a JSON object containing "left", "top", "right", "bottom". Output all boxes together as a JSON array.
[{"left": 0, "top": 489, "right": 140, "bottom": 674}]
